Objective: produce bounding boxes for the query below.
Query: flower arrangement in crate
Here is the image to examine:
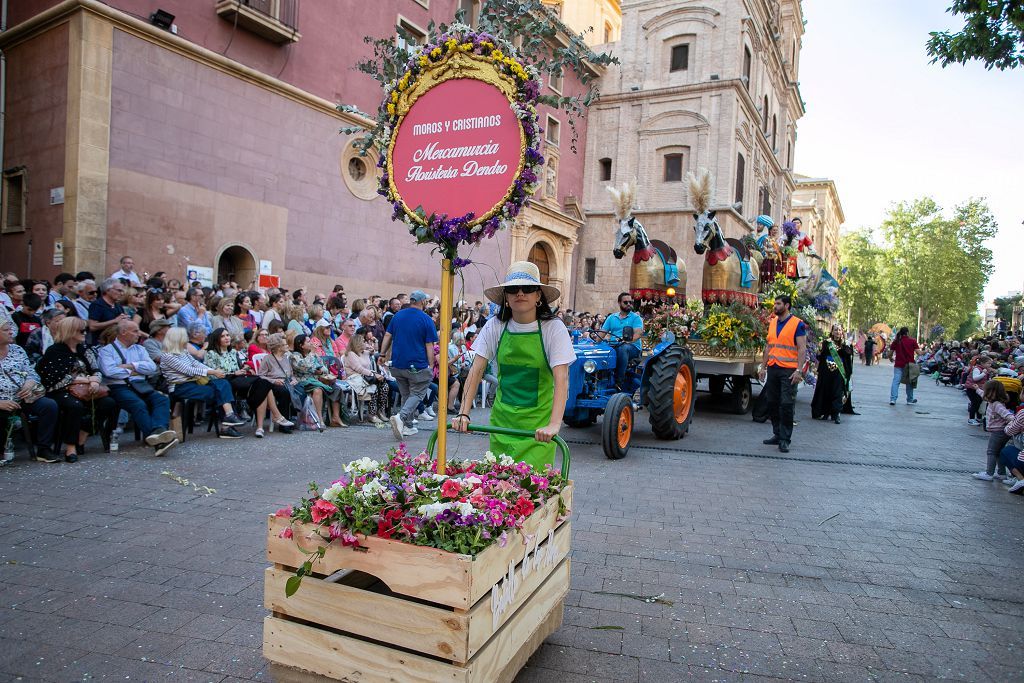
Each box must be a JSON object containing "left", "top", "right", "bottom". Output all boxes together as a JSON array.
[
  {"left": 276, "top": 445, "right": 569, "bottom": 595},
  {"left": 695, "top": 302, "right": 769, "bottom": 355},
  {"left": 644, "top": 298, "right": 704, "bottom": 346}
]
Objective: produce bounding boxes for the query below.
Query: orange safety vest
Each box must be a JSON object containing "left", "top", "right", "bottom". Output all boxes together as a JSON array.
[{"left": 766, "top": 315, "right": 802, "bottom": 368}]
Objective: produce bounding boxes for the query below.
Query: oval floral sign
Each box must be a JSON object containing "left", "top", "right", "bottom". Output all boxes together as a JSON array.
[
  {"left": 374, "top": 30, "right": 544, "bottom": 260},
  {"left": 390, "top": 78, "right": 524, "bottom": 222}
]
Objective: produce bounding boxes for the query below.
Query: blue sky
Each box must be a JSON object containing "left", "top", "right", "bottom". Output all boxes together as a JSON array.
[{"left": 796, "top": 0, "right": 1023, "bottom": 303}]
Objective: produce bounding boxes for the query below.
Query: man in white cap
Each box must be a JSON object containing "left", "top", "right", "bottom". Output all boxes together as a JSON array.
[{"left": 380, "top": 290, "right": 438, "bottom": 439}]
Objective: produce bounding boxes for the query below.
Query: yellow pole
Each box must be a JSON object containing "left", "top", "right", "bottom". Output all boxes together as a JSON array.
[{"left": 436, "top": 258, "right": 454, "bottom": 474}]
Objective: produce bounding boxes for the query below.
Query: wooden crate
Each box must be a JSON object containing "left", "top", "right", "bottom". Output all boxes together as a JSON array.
[
  {"left": 686, "top": 339, "right": 758, "bottom": 363},
  {"left": 263, "top": 483, "right": 573, "bottom": 682}
]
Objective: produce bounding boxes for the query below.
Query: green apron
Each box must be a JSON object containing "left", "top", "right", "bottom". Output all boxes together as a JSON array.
[{"left": 489, "top": 321, "right": 555, "bottom": 470}]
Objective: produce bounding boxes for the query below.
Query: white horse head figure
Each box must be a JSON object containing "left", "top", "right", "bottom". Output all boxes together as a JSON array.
[
  {"left": 607, "top": 180, "right": 655, "bottom": 262},
  {"left": 687, "top": 169, "right": 723, "bottom": 254}
]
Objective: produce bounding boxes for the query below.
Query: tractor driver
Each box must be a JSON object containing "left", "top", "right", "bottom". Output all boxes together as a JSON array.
[{"left": 601, "top": 292, "right": 644, "bottom": 390}]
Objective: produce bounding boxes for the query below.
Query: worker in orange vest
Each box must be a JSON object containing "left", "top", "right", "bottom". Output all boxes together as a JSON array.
[{"left": 758, "top": 294, "right": 808, "bottom": 453}]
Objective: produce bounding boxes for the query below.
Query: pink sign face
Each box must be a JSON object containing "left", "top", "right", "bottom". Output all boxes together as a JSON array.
[{"left": 390, "top": 78, "right": 524, "bottom": 222}]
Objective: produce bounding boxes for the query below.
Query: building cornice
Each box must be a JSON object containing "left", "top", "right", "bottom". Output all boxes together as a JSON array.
[{"left": 0, "top": 0, "right": 374, "bottom": 131}]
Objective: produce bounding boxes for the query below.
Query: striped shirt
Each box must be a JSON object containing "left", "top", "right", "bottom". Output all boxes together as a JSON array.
[{"left": 159, "top": 352, "right": 210, "bottom": 385}]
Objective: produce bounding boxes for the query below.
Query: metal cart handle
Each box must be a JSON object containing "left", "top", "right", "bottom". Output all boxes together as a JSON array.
[{"left": 425, "top": 424, "right": 570, "bottom": 479}]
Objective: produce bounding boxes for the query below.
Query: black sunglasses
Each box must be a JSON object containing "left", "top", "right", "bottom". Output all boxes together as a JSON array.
[{"left": 505, "top": 285, "right": 540, "bottom": 295}]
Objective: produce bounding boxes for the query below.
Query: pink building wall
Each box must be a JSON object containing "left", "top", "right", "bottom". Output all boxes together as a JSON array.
[{"left": 0, "top": 24, "right": 68, "bottom": 279}]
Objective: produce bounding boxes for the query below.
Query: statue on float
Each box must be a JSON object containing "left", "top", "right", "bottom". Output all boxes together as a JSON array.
[
  {"left": 687, "top": 169, "right": 759, "bottom": 307},
  {"left": 608, "top": 180, "right": 684, "bottom": 304},
  {"left": 753, "top": 214, "right": 785, "bottom": 287}
]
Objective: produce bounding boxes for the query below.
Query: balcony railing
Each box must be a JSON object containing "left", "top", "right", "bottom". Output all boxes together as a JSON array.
[{"left": 216, "top": 0, "right": 300, "bottom": 43}]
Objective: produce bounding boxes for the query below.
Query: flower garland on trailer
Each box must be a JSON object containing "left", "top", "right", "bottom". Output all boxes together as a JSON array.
[
  {"left": 366, "top": 26, "right": 544, "bottom": 263},
  {"left": 276, "top": 445, "right": 568, "bottom": 595}
]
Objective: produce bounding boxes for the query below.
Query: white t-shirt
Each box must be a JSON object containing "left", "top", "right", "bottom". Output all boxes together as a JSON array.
[{"left": 473, "top": 317, "right": 576, "bottom": 368}]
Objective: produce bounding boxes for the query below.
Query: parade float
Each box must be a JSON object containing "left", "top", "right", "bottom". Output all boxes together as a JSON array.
[{"left": 262, "top": 12, "right": 614, "bottom": 682}]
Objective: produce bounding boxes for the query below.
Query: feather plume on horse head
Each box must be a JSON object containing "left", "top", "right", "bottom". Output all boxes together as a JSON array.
[
  {"left": 606, "top": 179, "right": 637, "bottom": 221},
  {"left": 686, "top": 168, "right": 713, "bottom": 215}
]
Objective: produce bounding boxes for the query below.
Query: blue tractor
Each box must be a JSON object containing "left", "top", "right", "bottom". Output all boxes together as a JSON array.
[{"left": 562, "top": 330, "right": 696, "bottom": 459}]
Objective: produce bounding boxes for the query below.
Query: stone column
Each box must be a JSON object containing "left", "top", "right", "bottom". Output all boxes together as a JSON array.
[{"left": 63, "top": 10, "right": 113, "bottom": 276}]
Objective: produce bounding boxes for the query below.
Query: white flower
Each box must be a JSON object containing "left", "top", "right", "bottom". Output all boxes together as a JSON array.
[
  {"left": 430, "top": 473, "right": 449, "bottom": 482},
  {"left": 357, "top": 479, "right": 385, "bottom": 499},
  {"left": 344, "top": 457, "right": 380, "bottom": 474},
  {"left": 417, "top": 502, "right": 452, "bottom": 519},
  {"left": 499, "top": 454, "right": 515, "bottom": 466},
  {"left": 463, "top": 476, "right": 482, "bottom": 487},
  {"left": 483, "top": 452, "right": 497, "bottom": 464},
  {"left": 322, "top": 483, "right": 345, "bottom": 504},
  {"left": 455, "top": 501, "right": 475, "bottom": 517}
]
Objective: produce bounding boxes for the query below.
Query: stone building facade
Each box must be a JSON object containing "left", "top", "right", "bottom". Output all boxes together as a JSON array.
[
  {"left": 569, "top": 0, "right": 805, "bottom": 314},
  {"left": 791, "top": 174, "right": 844, "bottom": 275},
  {"left": 0, "top": 0, "right": 592, "bottom": 303}
]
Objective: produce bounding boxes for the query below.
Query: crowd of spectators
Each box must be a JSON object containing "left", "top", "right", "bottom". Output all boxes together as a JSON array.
[
  {"left": 915, "top": 334, "right": 1024, "bottom": 493},
  {"left": 0, "top": 260, "right": 507, "bottom": 465}
]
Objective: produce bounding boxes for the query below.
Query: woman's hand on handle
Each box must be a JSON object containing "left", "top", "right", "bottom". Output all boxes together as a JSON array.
[
  {"left": 451, "top": 414, "right": 470, "bottom": 433},
  {"left": 535, "top": 422, "right": 561, "bottom": 443}
]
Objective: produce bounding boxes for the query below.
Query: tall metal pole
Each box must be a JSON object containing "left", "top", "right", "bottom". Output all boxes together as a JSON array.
[
  {"left": 436, "top": 258, "right": 454, "bottom": 475},
  {"left": 916, "top": 306, "right": 922, "bottom": 340}
]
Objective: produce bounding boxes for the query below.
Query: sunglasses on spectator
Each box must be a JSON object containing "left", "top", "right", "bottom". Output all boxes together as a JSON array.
[
  {"left": 83, "top": 290, "right": 97, "bottom": 296},
  {"left": 504, "top": 285, "right": 539, "bottom": 295}
]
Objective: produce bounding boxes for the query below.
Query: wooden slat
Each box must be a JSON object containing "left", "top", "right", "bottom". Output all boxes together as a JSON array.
[
  {"left": 264, "top": 567, "right": 470, "bottom": 662},
  {"left": 264, "top": 616, "right": 467, "bottom": 683},
  {"left": 467, "top": 484, "right": 573, "bottom": 605},
  {"left": 494, "top": 602, "right": 563, "bottom": 683},
  {"left": 465, "top": 558, "right": 569, "bottom": 682},
  {"left": 465, "top": 522, "right": 571, "bottom": 658}
]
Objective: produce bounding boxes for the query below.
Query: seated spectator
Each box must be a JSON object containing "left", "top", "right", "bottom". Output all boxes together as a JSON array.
[
  {"left": 332, "top": 318, "right": 358, "bottom": 357},
  {"left": 261, "top": 293, "right": 285, "bottom": 330},
  {"left": 139, "top": 289, "right": 169, "bottom": 335},
  {"left": 30, "top": 281, "right": 50, "bottom": 309},
  {"left": 49, "top": 273, "right": 76, "bottom": 307},
  {"left": 186, "top": 322, "right": 207, "bottom": 360},
  {"left": 253, "top": 333, "right": 299, "bottom": 435},
  {"left": 98, "top": 320, "right": 178, "bottom": 457},
  {"left": 306, "top": 303, "right": 326, "bottom": 332},
  {"left": 1001, "top": 406, "right": 1024, "bottom": 494},
  {"left": 204, "top": 327, "right": 270, "bottom": 425},
  {"left": 266, "top": 318, "right": 285, "bottom": 335},
  {"left": 25, "top": 309, "right": 65, "bottom": 363},
  {"left": 110, "top": 255, "right": 142, "bottom": 286},
  {"left": 0, "top": 311, "right": 59, "bottom": 463},
  {"left": 358, "top": 304, "right": 385, "bottom": 342},
  {"left": 88, "top": 278, "right": 128, "bottom": 346},
  {"left": 176, "top": 287, "right": 212, "bottom": 334},
  {"left": 343, "top": 331, "right": 390, "bottom": 424},
  {"left": 144, "top": 319, "right": 172, "bottom": 363},
  {"left": 210, "top": 296, "right": 236, "bottom": 334},
  {"left": 36, "top": 316, "right": 117, "bottom": 462},
  {"left": 3, "top": 280, "right": 25, "bottom": 312},
  {"left": 73, "top": 280, "right": 98, "bottom": 319},
  {"left": 158, "top": 327, "right": 246, "bottom": 439},
  {"left": 291, "top": 334, "right": 346, "bottom": 427},
  {"left": 121, "top": 286, "right": 145, "bottom": 323},
  {"left": 228, "top": 293, "right": 257, "bottom": 336},
  {"left": 12, "top": 293, "right": 43, "bottom": 347},
  {"left": 247, "top": 328, "right": 270, "bottom": 369},
  {"left": 284, "top": 303, "right": 306, "bottom": 336}
]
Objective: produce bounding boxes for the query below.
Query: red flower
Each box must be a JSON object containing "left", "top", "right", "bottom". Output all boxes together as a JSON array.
[
  {"left": 377, "top": 509, "right": 404, "bottom": 540},
  {"left": 278, "top": 527, "right": 293, "bottom": 539},
  {"left": 512, "top": 496, "right": 535, "bottom": 518},
  {"left": 441, "top": 478, "right": 462, "bottom": 500},
  {"left": 274, "top": 507, "right": 293, "bottom": 518},
  {"left": 310, "top": 499, "right": 339, "bottom": 524}
]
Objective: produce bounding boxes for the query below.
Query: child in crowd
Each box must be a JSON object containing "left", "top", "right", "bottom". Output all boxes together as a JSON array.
[
  {"left": 11, "top": 293, "right": 43, "bottom": 347},
  {"left": 973, "top": 380, "right": 1014, "bottom": 482}
]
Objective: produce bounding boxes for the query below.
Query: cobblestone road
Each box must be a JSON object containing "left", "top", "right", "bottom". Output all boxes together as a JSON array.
[{"left": 0, "top": 361, "right": 1020, "bottom": 682}]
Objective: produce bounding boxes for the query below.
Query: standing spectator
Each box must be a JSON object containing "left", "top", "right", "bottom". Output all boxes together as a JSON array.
[
  {"left": 12, "top": 293, "right": 43, "bottom": 347},
  {"left": 973, "top": 380, "right": 1014, "bottom": 482},
  {"left": 144, "top": 319, "right": 172, "bottom": 362},
  {"left": 758, "top": 295, "right": 807, "bottom": 453},
  {"left": 98, "top": 320, "right": 178, "bottom": 456},
  {"left": 0, "top": 311, "right": 59, "bottom": 463},
  {"left": 261, "top": 293, "right": 285, "bottom": 330},
  {"left": 36, "top": 316, "right": 117, "bottom": 462},
  {"left": 863, "top": 334, "right": 875, "bottom": 366},
  {"left": 110, "top": 255, "right": 142, "bottom": 286},
  {"left": 380, "top": 290, "right": 438, "bottom": 439},
  {"left": 176, "top": 287, "right": 212, "bottom": 334},
  {"left": 965, "top": 355, "right": 994, "bottom": 425},
  {"left": 25, "top": 309, "right": 64, "bottom": 362},
  {"left": 382, "top": 297, "right": 402, "bottom": 331},
  {"left": 139, "top": 289, "right": 169, "bottom": 335},
  {"left": 158, "top": 328, "right": 246, "bottom": 438},
  {"left": 88, "top": 278, "right": 128, "bottom": 346},
  {"left": 889, "top": 326, "right": 920, "bottom": 405},
  {"left": 229, "top": 293, "right": 257, "bottom": 336},
  {"left": 49, "top": 273, "right": 77, "bottom": 307}
]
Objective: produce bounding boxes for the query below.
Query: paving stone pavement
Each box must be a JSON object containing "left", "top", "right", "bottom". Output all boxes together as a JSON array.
[{"left": 0, "top": 361, "right": 1021, "bottom": 682}]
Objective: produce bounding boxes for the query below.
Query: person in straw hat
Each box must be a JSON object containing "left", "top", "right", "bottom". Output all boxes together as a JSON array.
[{"left": 452, "top": 261, "right": 576, "bottom": 470}]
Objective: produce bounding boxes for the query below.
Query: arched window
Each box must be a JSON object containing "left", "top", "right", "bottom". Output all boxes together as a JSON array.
[
  {"left": 599, "top": 157, "right": 612, "bottom": 181},
  {"left": 529, "top": 242, "right": 551, "bottom": 284},
  {"left": 742, "top": 46, "right": 751, "bottom": 90}
]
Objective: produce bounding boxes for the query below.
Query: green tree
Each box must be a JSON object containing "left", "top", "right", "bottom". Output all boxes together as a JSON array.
[
  {"left": 881, "top": 197, "right": 996, "bottom": 336},
  {"left": 927, "top": 0, "right": 1024, "bottom": 70},
  {"left": 838, "top": 228, "right": 891, "bottom": 331},
  {"left": 994, "top": 293, "right": 1022, "bottom": 321}
]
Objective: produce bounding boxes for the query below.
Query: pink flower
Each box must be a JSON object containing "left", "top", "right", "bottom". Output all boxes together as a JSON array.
[
  {"left": 278, "top": 527, "right": 293, "bottom": 539},
  {"left": 531, "top": 475, "right": 549, "bottom": 490},
  {"left": 340, "top": 530, "right": 360, "bottom": 547},
  {"left": 441, "top": 479, "right": 462, "bottom": 500},
  {"left": 489, "top": 510, "right": 504, "bottom": 525},
  {"left": 310, "top": 499, "right": 338, "bottom": 524},
  {"left": 275, "top": 507, "right": 293, "bottom": 518}
]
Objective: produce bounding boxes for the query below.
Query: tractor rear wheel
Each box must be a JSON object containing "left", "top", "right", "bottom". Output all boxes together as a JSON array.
[
  {"left": 646, "top": 344, "right": 696, "bottom": 440},
  {"left": 601, "top": 393, "right": 633, "bottom": 460}
]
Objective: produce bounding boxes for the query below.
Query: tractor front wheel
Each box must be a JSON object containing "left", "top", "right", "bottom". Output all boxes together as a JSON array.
[
  {"left": 646, "top": 344, "right": 696, "bottom": 439},
  {"left": 601, "top": 393, "right": 634, "bottom": 460}
]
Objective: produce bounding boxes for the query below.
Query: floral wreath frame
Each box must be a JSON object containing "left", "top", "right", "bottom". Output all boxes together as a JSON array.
[{"left": 376, "top": 27, "right": 545, "bottom": 261}]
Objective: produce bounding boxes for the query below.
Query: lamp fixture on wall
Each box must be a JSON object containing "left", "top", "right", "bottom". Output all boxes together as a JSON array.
[{"left": 149, "top": 9, "right": 175, "bottom": 31}]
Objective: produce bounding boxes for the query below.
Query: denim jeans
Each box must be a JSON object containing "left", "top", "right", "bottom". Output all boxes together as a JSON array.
[
  {"left": 890, "top": 366, "right": 915, "bottom": 403},
  {"left": 108, "top": 383, "right": 170, "bottom": 437},
  {"left": 615, "top": 343, "right": 641, "bottom": 387},
  {"left": 169, "top": 378, "right": 234, "bottom": 406}
]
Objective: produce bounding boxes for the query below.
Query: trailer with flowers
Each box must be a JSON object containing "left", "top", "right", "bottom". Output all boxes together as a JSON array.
[{"left": 263, "top": 441, "right": 572, "bottom": 682}]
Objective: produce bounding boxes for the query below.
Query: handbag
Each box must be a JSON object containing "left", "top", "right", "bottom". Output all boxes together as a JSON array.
[
  {"left": 111, "top": 344, "right": 156, "bottom": 397},
  {"left": 346, "top": 373, "right": 377, "bottom": 397},
  {"left": 69, "top": 381, "right": 110, "bottom": 401}
]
